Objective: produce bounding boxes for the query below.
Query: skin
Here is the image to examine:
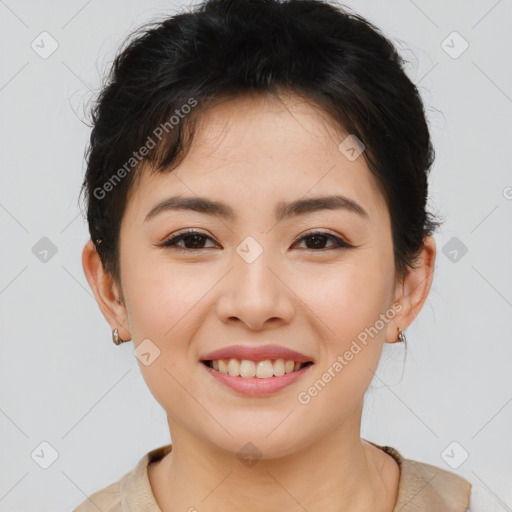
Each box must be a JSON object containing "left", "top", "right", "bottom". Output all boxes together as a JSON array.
[{"left": 82, "top": 90, "right": 436, "bottom": 511}]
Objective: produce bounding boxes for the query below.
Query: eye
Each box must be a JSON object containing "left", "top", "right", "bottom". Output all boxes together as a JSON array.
[
  {"left": 160, "top": 229, "right": 352, "bottom": 252},
  {"left": 292, "top": 230, "right": 353, "bottom": 251},
  {"left": 160, "top": 229, "right": 218, "bottom": 252}
]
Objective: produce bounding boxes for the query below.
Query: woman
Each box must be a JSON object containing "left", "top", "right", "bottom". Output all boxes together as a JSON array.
[{"left": 75, "top": 0, "right": 480, "bottom": 510}]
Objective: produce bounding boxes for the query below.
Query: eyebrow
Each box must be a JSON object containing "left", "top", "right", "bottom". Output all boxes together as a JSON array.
[{"left": 144, "top": 194, "right": 369, "bottom": 223}]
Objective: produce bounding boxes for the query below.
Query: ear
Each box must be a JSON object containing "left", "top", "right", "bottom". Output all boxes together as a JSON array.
[
  {"left": 385, "top": 235, "right": 437, "bottom": 343},
  {"left": 81, "top": 240, "right": 131, "bottom": 342}
]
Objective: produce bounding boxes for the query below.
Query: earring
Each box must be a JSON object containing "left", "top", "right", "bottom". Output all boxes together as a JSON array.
[
  {"left": 397, "top": 327, "right": 406, "bottom": 343},
  {"left": 112, "top": 327, "right": 129, "bottom": 345}
]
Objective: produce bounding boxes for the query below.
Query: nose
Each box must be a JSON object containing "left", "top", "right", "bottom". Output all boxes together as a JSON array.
[{"left": 215, "top": 252, "right": 295, "bottom": 331}]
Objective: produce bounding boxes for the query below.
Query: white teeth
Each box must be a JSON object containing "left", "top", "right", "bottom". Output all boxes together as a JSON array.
[
  {"left": 208, "top": 358, "right": 308, "bottom": 378},
  {"left": 273, "top": 358, "right": 285, "bottom": 376},
  {"left": 240, "top": 359, "right": 256, "bottom": 378},
  {"left": 256, "top": 360, "right": 274, "bottom": 378},
  {"left": 227, "top": 358, "right": 239, "bottom": 376}
]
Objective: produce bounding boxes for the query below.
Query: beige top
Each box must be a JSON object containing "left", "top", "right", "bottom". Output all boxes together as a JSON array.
[{"left": 73, "top": 441, "right": 473, "bottom": 511}]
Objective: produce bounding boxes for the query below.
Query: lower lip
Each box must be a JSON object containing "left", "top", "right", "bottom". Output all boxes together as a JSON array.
[{"left": 201, "top": 363, "right": 313, "bottom": 397}]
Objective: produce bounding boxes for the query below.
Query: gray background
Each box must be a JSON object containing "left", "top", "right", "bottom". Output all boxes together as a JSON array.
[{"left": 0, "top": 0, "right": 511, "bottom": 510}]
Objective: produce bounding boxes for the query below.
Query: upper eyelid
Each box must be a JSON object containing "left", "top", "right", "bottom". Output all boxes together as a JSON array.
[
  {"left": 161, "top": 229, "right": 350, "bottom": 247},
  {"left": 164, "top": 228, "right": 341, "bottom": 240}
]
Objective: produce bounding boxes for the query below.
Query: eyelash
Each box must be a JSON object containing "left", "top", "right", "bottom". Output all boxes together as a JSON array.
[{"left": 160, "top": 229, "right": 353, "bottom": 253}]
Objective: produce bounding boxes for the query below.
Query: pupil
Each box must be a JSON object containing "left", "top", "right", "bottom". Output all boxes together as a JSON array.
[
  {"left": 308, "top": 235, "right": 326, "bottom": 249},
  {"left": 185, "top": 235, "right": 205, "bottom": 248}
]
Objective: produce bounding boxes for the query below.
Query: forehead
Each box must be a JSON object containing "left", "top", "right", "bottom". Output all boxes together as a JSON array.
[{"left": 124, "top": 92, "right": 388, "bottom": 226}]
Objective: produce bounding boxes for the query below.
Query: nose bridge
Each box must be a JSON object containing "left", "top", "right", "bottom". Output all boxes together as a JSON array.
[
  {"left": 216, "top": 235, "right": 294, "bottom": 328},
  {"left": 234, "top": 235, "right": 280, "bottom": 303}
]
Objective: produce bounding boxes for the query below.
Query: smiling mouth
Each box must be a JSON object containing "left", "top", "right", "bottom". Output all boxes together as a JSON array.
[{"left": 201, "top": 358, "right": 314, "bottom": 378}]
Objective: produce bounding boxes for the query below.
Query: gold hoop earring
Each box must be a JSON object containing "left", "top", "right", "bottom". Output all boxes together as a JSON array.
[
  {"left": 397, "top": 327, "right": 406, "bottom": 343},
  {"left": 112, "top": 327, "right": 129, "bottom": 345}
]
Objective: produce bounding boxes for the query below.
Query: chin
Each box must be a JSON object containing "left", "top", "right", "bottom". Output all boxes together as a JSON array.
[{"left": 196, "top": 420, "right": 311, "bottom": 462}]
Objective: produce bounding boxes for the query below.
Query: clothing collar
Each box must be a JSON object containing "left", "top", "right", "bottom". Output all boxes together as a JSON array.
[
  {"left": 366, "top": 440, "right": 471, "bottom": 511},
  {"left": 119, "top": 442, "right": 471, "bottom": 511}
]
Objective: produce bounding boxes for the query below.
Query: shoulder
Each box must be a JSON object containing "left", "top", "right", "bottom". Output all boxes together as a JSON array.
[
  {"left": 72, "top": 444, "right": 172, "bottom": 512},
  {"left": 72, "top": 480, "right": 121, "bottom": 512},
  {"left": 366, "top": 440, "right": 472, "bottom": 511}
]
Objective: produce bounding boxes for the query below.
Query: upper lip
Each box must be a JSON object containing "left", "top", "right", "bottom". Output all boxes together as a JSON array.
[{"left": 200, "top": 344, "right": 314, "bottom": 363}]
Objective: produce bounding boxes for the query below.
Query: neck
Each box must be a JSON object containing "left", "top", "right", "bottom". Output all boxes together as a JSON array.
[{"left": 149, "top": 404, "right": 398, "bottom": 512}]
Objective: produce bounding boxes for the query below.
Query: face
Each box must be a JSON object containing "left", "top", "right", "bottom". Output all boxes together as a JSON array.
[{"left": 109, "top": 92, "right": 407, "bottom": 458}]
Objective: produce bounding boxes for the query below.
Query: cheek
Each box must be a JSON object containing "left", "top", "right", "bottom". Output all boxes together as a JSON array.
[
  {"left": 123, "top": 254, "right": 213, "bottom": 344},
  {"left": 314, "top": 254, "right": 393, "bottom": 398},
  {"left": 294, "top": 251, "right": 393, "bottom": 346},
  {"left": 291, "top": 250, "right": 393, "bottom": 403},
  {"left": 122, "top": 257, "right": 217, "bottom": 408},
  {"left": 125, "top": 266, "right": 203, "bottom": 421}
]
